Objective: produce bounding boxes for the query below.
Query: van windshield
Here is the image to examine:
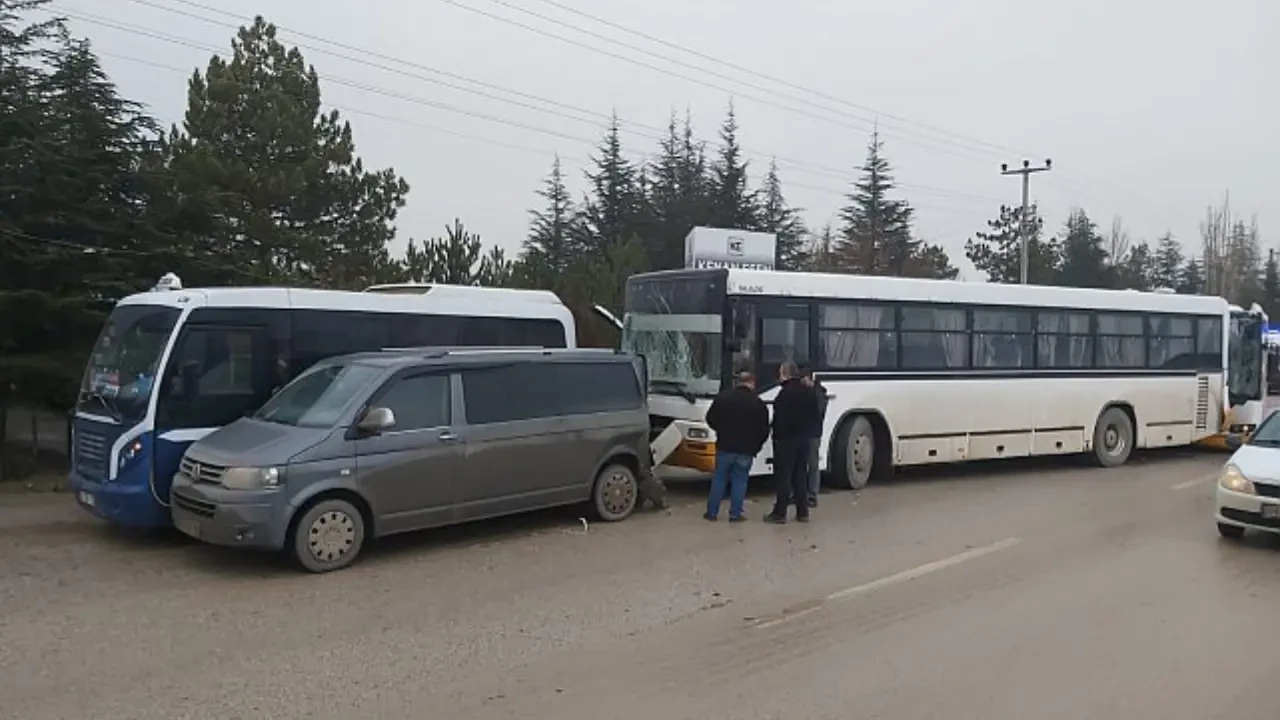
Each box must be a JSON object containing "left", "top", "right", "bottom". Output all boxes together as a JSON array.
[{"left": 254, "top": 362, "right": 381, "bottom": 428}]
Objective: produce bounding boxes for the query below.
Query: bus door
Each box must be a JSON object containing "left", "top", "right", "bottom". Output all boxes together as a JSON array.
[
  {"left": 1228, "top": 308, "right": 1266, "bottom": 431},
  {"left": 752, "top": 299, "right": 812, "bottom": 394}
]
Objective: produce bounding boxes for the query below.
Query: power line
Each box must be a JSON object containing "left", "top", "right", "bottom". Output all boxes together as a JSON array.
[
  {"left": 58, "top": 7, "right": 1006, "bottom": 209},
  {"left": 115, "top": 0, "right": 1004, "bottom": 203}
]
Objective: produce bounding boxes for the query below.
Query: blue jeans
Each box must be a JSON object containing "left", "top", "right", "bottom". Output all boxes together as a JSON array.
[{"left": 707, "top": 452, "right": 753, "bottom": 520}]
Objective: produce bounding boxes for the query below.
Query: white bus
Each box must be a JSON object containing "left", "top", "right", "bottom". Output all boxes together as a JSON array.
[
  {"left": 69, "top": 276, "right": 576, "bottom": 529},
  {"left": 616, "top": 268, "right": 1266, "bottom": 487}
]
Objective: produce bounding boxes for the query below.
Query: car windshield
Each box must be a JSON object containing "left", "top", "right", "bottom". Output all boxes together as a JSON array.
[
  {"left": 620, "top": 274, "right": 725, "bottom": 398},
  {"left": 1249, "top": 412, "right": 1280, "bottom": 447},
  {"left": 78, "top": 305, "right": 181, "bottom": 424},
  {"left": 253, "top": 362, "right": 382, "bottom": 428}
]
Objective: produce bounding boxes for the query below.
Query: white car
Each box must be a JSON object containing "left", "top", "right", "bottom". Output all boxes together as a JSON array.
[{"left": 1216, "top": 414, "right": 1280, "bottom": 539}]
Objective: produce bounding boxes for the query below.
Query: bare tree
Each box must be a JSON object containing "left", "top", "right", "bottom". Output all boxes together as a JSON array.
[
  {"left": 1107, "top": 216, "right": 1131, "bottom": 267},
  {"left": 1200, "top": 194, "right": 1231, "bottom": 297}
]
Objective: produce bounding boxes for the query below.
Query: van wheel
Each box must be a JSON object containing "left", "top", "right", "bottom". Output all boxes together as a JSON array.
[
  {"left": 591, "top": 463, "right": 638, "bottom": 522},
  {"left": 289, "top": 499, "right": 366, "bottom": 573},
  {"left": 1092, "top": 407, "right": 1134, "bottom": 467},
  {"left": 1217, "top": 522, "right": 1245, "bottom": 540},
  {"left": 833, "top": 415, "right": 876, "bottom": 490}
]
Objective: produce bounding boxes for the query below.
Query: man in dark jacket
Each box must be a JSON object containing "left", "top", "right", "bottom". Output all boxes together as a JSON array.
[
  {"left": 704, "top": 370, "right": 770, "bottom": 522},
  {"left": 766, "top": 361, "right": 819, "bottom": 523},
  {"left": 800, "top": 365, "right": 829, "bottom": 509}
]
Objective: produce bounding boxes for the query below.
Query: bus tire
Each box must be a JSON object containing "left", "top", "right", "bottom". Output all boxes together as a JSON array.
[
  {"left": 289, "top": 498, "right": 367, "bottom": 573},
  {"left": 833, "top": 415, "right": 877, "bottom": 490},
  {"left": 1092, "top": 406, "right": 1134, "bottom": 468}
]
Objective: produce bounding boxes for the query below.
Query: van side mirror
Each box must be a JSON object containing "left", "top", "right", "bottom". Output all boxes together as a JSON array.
[
  {"left": 1225, "top": 433, "right": 1244, "bottom": 451},
  {"left": 356, "top": 407, "right": 396, "bottom": 435}
]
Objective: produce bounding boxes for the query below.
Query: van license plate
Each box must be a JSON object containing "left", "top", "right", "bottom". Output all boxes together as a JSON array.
[
  {"left": 1263, "top": 505, "right": 1280, "bottom": 520},
  {"left": 78, "top": 491, "right": 95, "bottom": 508}
]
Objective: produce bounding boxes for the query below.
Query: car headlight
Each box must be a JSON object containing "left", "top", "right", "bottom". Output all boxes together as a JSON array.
[
  {"left": 221, "top": 466, "right": 281, "bottom": 490},
  {"left": 1219, "top": 464, "right": 1255, "bottom": 495}
]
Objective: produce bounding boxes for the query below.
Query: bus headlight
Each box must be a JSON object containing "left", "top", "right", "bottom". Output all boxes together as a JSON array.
[
  {"left": 118, "top": 439, "right": 145, "bottom": 469},
  {"left": 221, "top": 466, "right": 281, "bottom": 490},
  {"left": 686, "top": 427, "right": 710, "bottom": 440},
  {"left": 1219, "top": 464, "right": 1255, "bottom": 495}
]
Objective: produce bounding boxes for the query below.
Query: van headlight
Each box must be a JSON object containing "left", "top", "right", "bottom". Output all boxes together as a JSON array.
[
  {"left": 1219, "top": 464, "right": 1255, "bottom": 495},
  {"left": 221, "top": 466, "right": 281, "bottom": 490}
]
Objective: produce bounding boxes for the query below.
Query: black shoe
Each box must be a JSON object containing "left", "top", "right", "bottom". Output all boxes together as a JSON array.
[
  {"left": 796, "top": 514, "right": 811, "bottom": 523},
  {"left": 808, "top": 497, "right": 818, "bottom": 509},
  {"left": 703, "top": 513, "right": 718, "bottom": 522},
  {"left": 729, "top": 515, "right": 747, "bottom": 523},
  {"left": 764, "top": 513, "right": 787, "bottom": 524}
]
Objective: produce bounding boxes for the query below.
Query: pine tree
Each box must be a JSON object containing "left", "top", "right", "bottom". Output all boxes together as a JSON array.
[
  {"left": 1116, "top": 241, "right": 1154, "bottom": 290},
  {"left": 1151, "top": 233, "right": 1184, "bottom": 290},
  {"left": 964, "top": 204, "right": 1058, "bottom": 284},
  {"left": 644, "top": 110, "right": 711, "bottom": 271},
  {"left": 706, "top": 102, "right": 757, "bottom": 230},
  {"left": 833, "top": 131, "right": 935, "bottom": 277},
  {"left": 164, "top": 16, "right": 409, "bottom": 289},
  {"left": 520, "top": 155, "right": 580, "bottom": 287},
  {"left": 1177, "top": 257, "right": 1204, "bottom": 294},
  {"left": 1055, "top": 209, "right": 1111, "bottom": 288},
  {"left": 757, "top": 159, "right": 808, "bottom": 270},
  {"left": 1263, "top": 250, "right": 1280, "bottom": 318},
  {"left": 580, "top": 112, "right": 643, "bottom": 260},
  {"left": 403, "top": 219, "right": 504, "bottom": 285}
]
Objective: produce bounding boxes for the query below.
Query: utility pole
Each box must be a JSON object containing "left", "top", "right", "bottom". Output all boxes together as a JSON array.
[{"left": 1001, "top": 159, "right": 1052, "bottom": 284}]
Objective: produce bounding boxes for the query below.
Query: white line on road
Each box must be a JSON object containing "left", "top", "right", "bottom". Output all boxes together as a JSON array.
[
  {"left": 1171, "top": 474, "right": 1217, "bottom": 491},
  {"left": 751, "top": 537, "right": 1021, "bottom": 630}
]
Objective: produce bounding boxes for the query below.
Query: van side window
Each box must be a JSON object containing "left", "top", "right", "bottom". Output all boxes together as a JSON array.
[
  {"left": 557, "top": 362, "right": 642, "bottom": 414},
  {"left": 377, "top": 373, "right": 451, "bottom": 431},
  {"left": 461, "top": 363, "right": 561, "bottom": 423}
]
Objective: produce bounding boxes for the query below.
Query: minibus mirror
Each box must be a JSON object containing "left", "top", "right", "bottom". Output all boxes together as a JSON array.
[{"left": 357, "top": 407, "right": 396, "bottom": 435}]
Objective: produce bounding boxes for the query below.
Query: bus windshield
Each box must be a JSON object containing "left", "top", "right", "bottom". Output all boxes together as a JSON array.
[
  {"left": 1228, "top": 311, "right": 1264, "bottom": 406},
  {"left": 78, "top": 305, "right": 181, "bottom": 424},
  {"left": 254, "top": 362, "right": 381, "bottom": 428},
  {"left": 621, "top": 274, "right": 726, "bottom": 398}
]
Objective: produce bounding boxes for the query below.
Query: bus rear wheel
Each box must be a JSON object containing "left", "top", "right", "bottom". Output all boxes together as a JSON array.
[
  {"left": 1092, "top": 406, "right": 1134, "bottom": 468},
  {"left": 833, "top": 415, "right": 876, "bottom": 490}
]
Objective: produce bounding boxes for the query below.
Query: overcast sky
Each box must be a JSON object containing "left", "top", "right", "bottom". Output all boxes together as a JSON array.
[{"left": 53, "top": 0, "right": 1277, "bottom": 279}]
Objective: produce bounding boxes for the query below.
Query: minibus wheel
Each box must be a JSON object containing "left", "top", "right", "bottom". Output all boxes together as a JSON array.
[{"left": 290, "top": 498, "right": 367, "bottom": 573}]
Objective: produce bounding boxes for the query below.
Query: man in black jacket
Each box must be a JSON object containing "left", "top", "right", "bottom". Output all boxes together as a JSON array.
[
  {"left": 766, "top": 361, "right": 819, "bottom": 523},
  {"left": 704, "top": 370, "right": 770, "bottom": 522},
  {"left": 800, "top": 364, "right": 829, "bottom": 509}
]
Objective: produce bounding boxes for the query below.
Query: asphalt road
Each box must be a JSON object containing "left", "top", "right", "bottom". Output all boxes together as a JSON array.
[{"left": 2, "top": 450, "right": 1277, "bottom": 720}]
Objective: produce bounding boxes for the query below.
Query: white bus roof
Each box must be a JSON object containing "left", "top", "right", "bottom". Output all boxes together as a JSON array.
[
  {"left": 363, "top": 282, "right": 563, "bottom": 304},
  {"left": 115, "top": 285, "right": 573, "bottom": 323},
  {"left": 715, "top": 268, "right": 1229, "bottom": 315}
]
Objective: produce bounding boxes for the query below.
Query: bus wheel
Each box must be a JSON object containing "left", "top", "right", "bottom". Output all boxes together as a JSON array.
[
  {"left": 1092, "top": 406, "right": 1134, "bottom": 468},
  {"left": 290, "top": 498, "right": 366, "bottom": 573},
  {"left": 834, "top": 415, "right": 876, "bottom": 490}
]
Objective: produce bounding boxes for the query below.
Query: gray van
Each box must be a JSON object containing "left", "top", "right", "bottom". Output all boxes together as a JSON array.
[{"left": 169, "top": 348, "right": 652, "bottom": 572}]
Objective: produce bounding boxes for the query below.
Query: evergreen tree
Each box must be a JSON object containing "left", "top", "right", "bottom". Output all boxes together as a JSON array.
[
  {"left": 1177, "top": 257, "right": 1204, "bottom": 294},
  {"left": 834, "top": 131, "right": 950, "bottom": 277},
  {"left": 644, "top": 110, "right": 710, "bottom": 271},
  {"left": 579, "top": 112, "right": 643, "bottom": 260},
  {"left": 807, "top": 224, "right": 837, "bottom": 271},
  {"left": 403, "top": 219, "right": 508, "bottom": 286},
  {"left": 964, "top": 204, "right": 1058, "bottom": 284},
  {"left": 1263, "top": 250, "right": 1280, "bottom": 318},
  {"left": 164, "top": 16, "right": 409, "bottom": 289},
  {"left": 520, "top": 155, "right": 580, "bottom": 287},
  {"left": 1055, "top": 209, "right": 1111, "bottom": 288},
  {"left": 1115, "top": 241, "right": 1155, "bottom": 290},
  {"left": 1151, "top": 232, "right": 1184, "bottom": 290},
  {"left": 757, "top": 159, "right": 808, "bottom": 270},
  {"left": 706, "top": 102, "right": 757, "bottom": 230}
]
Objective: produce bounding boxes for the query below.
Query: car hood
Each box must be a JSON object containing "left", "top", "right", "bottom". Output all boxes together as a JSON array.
[
  {"left": 185, "top": 417, "right": 325, "bottom": 468},
  {"left": 1228, "top": 444, "right": 1280, "bottom": 486}
]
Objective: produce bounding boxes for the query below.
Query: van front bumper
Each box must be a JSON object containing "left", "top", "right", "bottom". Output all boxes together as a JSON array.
[{"left": 170, "top": 482, "right": 288, "bottom": 550}]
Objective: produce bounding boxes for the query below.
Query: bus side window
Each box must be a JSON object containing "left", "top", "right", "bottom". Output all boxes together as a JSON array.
[
  {"left": 292, "top": 310, "right": 389, "bottom": 375},
  {"left": 158, "top": 326, "right": 269, "bottom": 430}
]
